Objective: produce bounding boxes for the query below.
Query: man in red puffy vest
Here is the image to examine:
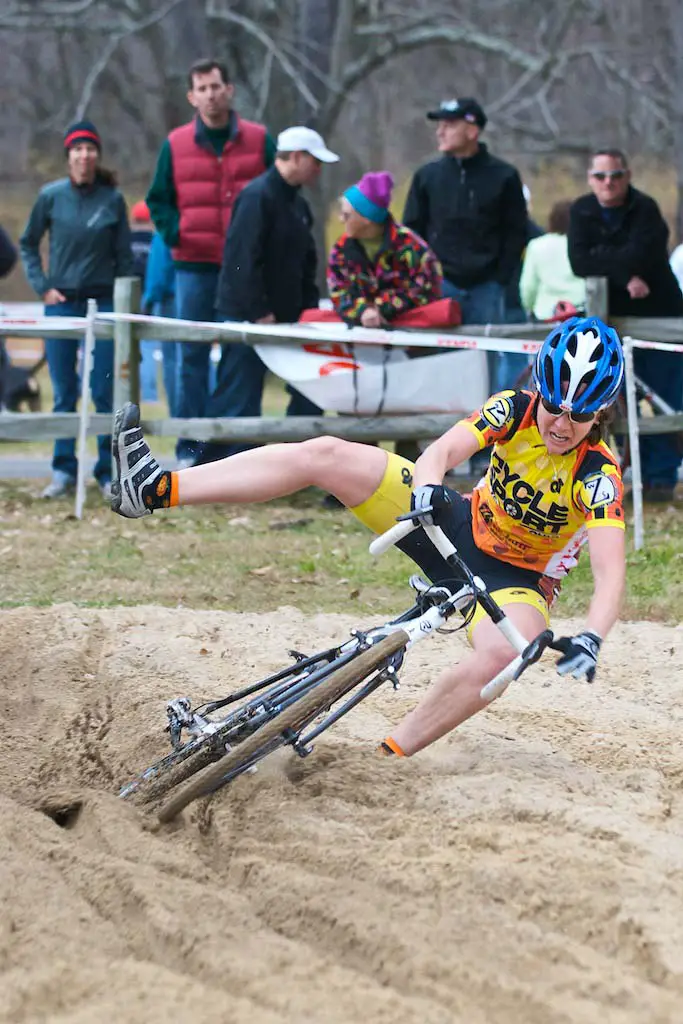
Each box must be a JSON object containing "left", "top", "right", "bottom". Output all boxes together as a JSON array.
[{"left": 147, "top": 58, "right": 275, "bottom": 465}]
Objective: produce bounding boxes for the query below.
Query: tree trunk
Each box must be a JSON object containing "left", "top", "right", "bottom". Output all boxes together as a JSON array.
[
  {"left": 671, "top": 2, "right": 683, "bottom": 244},
  {"left": 294, "top": 0, "right": 352, "bottom": 290}
]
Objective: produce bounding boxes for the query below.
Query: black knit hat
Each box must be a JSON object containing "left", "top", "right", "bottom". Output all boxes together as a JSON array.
[{"left": 64, "top": 120, "right": 102, "bottom": 151}]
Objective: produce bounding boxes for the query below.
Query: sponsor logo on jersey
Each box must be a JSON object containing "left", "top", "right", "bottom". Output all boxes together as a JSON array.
[
  {"left": 579, "top": 472, "right": 618, "bottom": 510},
  {"left": 481, "top": 395, "right": 514, "bottom": 430},
  {"left": 489, "top": 451, "right": 569, "bottom": 536}
]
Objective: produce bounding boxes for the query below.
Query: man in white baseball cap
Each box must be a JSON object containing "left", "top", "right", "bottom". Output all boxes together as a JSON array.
[
  {"left": 198, "top": 125, "right": 340, "bottom": 463},
  {"left": 276, "top": 126, "right": 340, "bottom": 169}
]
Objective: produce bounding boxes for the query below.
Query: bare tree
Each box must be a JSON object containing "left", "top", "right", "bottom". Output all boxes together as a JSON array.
[{"left": 1, "top": 0, "right": 682, "bottom": 229}]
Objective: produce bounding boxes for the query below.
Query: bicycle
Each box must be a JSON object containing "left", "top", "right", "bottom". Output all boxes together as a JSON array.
[{"left": 119, "top": 511, "right": 562, "bottom": 823}]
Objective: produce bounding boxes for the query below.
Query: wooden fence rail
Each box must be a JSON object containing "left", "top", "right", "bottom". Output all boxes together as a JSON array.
[
  {"left": 0, "top": 410, "right": 675, "bottom": 443},
  {"left": 1, "top": 276, "right": 683, "bottom": 445}
]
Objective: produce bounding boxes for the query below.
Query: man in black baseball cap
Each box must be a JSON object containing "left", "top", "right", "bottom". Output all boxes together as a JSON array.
[
  {"left": 425, "top": 97, "right": 487, "bottom": 129},
  {"left": 404, "top": 94, "right": 526, "bottom": 330},
  {"left": 404, "top": 95, "right": 527, "bottom": 468}
]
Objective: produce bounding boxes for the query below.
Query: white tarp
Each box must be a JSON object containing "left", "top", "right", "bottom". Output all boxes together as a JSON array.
[{"left": 255, "top": 338, "right": 489, "bottom": 415}]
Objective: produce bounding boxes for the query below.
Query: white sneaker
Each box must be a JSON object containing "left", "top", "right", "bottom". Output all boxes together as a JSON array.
[
  {"left": 41, "top": 474, "right": 76, "bottom": 499},
  {"left": 111, "top": 403, "right": 164, "bottom": 518}
]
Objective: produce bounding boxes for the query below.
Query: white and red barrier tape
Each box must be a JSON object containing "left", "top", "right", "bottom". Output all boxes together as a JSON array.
[{"left": 2, "top": 309, "right": 683, "bottom": 357}]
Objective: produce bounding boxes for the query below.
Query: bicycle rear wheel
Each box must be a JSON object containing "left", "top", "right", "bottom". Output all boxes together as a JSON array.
[{"left": 157, "top": 630, "right": 409, "bottom": 823}]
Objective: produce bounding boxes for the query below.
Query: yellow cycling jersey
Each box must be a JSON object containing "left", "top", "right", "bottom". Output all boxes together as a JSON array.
[{"left": 459, "top": 389, "right": 625, "bottom": 579}]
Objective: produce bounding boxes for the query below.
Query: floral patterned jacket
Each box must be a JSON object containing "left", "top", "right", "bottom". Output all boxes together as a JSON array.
[{"left": 327, "top": 217, "right": 443, "bottom": 324}]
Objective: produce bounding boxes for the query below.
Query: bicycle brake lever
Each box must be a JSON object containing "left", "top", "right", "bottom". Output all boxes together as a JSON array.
[
  {"left": 512, "top": 629, "right": 555, "bottom": 681},
  {"left": 395, "top": 507, "right": 434, "bottom": 523}
]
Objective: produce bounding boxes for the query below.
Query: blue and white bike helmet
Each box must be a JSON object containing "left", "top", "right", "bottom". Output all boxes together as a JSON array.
[{"left": 532, "top": 316, "right": 624, "bottom": 415}]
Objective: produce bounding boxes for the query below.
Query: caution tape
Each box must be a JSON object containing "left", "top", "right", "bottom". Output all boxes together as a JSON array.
[{"left": 4, "top": 307, "right": 683, "bottom": 358}]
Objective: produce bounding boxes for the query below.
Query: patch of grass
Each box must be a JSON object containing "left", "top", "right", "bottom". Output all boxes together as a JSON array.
[
  {"left": 1, "top": 478, "right": 682, "bottom": 624},
  {"left": 0, "top": 482, "right": 406, "bottom": 616}
]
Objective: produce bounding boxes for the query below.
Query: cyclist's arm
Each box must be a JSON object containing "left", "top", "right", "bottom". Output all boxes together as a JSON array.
[
  {"left": 412, "top": 424, "right": 481, "bottom": 486},
  {"left": 584, "top": 524, "right": 625, "bottom": 638}
]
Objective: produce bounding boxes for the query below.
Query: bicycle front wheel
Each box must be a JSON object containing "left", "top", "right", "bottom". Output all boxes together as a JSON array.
[{"left": 157, "top": 630, "right": 409, "bottom": 823}]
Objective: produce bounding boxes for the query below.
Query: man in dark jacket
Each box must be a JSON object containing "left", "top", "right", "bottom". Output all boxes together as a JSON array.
[
  {"left": 403, "top": 98, "right": 527, "bottom": 328},
  {"left": 569, "top": 148, "right": 683, "bottom": 501},
  {"left": 197, "top": 126, "right": 339, "bottom": 464}
]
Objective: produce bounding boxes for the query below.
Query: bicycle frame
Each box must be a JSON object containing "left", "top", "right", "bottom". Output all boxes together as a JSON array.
[{"left": 156, "top": 574, "right": 476, "bottom": 766}]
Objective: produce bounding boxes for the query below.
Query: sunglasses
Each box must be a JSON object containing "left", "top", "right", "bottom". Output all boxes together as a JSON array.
[
  {"left": 541, "top": 398, "right": 596, "bottom": 424},
  {"left": 590, "top": 169, "right": 627, "bottom": 182}
]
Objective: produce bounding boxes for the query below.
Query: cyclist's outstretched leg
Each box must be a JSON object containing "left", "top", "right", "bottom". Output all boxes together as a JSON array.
[
  {"left": 385, "top": 599, "right": 548, "bottom": 757},
  {"left": 111, "top": 403, "right": 389, "bottom": 518}
]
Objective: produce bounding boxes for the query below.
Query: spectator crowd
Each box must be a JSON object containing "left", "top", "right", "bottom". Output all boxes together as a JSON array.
[{"left": 1, "top": 57, "right": 682, "bottom": 502}]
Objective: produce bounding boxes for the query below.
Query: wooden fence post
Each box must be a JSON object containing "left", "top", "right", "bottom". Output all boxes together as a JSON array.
[
  {"left": 585, "top": 276, "right": 609, "bottom": 320},
  {"left": 113, "top": 276, "right": 141, "bottom": 410}
]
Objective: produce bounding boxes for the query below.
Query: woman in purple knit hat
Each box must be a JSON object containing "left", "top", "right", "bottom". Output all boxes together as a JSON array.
[{"left": 327, "top": 171, "right": 443, "bottom": 328}]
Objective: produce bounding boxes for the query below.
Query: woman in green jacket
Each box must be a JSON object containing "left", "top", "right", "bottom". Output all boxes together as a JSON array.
[
  {"left": 520, "top": 200, "right": 585, "bottom": 321},
  {"left": 20, "top": 120, "right": 134, "bottom": 498}
]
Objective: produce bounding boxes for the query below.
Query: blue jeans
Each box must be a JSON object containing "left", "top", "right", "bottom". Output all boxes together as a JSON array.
[
  {"left": 44, "top": 298, "right": 114, "bottom": 484},
  {"left": 150, "top": 298, "right": 178, "bottom": 415},
  {"left": 196, "top": 336, "right": 323, "bottom": 464},
  {"left": 174, "top": 267, "right": 220, "bottom": 461},
  {"left": 139, "top": 341, "right": 160, "bottom": 402},
  {"left": 442, "top": 278, "right": 514, "bottom": 397},
  {"left": 442, "top": 278, "right": 506, "bottom": 326},
  {"left": 633, "top": 346, "right": 683, "bottom": 489},
  {"left": 489, "top": 302, "right": 531, "bottom": 393}
]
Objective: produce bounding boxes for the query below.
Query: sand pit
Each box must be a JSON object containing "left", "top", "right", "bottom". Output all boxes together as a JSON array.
[{"left": 1, "top": 603, "right": 683, "bottom": 1023}]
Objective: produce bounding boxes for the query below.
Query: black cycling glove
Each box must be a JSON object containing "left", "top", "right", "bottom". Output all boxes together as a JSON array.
[
  {"left": 410, "top": 484, "right": 452, "bottom": 526},
  {"left": 554, "top": 630, "right": 602, "bottom": 682}
]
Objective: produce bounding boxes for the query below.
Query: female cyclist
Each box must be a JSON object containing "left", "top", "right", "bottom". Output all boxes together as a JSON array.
[{"left": 111, "top": 316, "right": 626, "bottom": 757}]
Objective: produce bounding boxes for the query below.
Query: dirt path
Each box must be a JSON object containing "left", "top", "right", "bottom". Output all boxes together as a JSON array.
[{"left": 1, "top": 604, "right": 682, "bottom": 1023}]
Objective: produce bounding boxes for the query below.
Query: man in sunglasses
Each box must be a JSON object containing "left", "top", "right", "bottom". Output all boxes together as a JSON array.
[{"left": 568, "top": 148, "right": 683, "bottom": 502}]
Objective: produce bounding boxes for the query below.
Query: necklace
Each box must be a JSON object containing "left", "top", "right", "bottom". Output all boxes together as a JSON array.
[{"left": 532, "top": 443, "right": 568, "bottom": 494}]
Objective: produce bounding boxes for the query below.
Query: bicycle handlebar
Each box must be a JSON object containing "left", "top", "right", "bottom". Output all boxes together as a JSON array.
[
  {"left": 369, "top": 513, "right": 458, "bottom": 563},
  {"left": 368, "top": 518, "right": 417, "bottom": 556}
]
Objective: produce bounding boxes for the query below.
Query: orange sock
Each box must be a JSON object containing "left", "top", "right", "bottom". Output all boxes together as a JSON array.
[
  {"left": 377, "top": 737, "right": 406, "bottom": 757},
  {"left": 169, "top": 471, "right": 179, "bottom": 507}
]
